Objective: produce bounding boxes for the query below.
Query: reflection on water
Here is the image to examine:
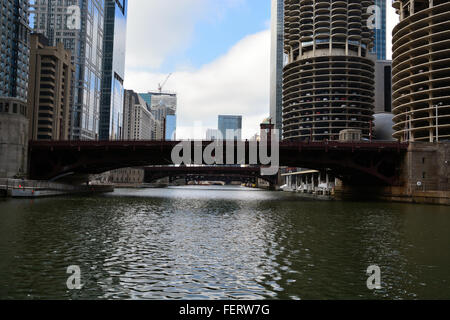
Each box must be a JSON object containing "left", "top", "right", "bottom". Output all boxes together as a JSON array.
[{"left": 0, "top": 186, "right": 449, "bottom": 300}]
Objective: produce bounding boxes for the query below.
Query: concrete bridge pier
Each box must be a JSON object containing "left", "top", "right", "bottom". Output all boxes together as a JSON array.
[{"left": 334, "top": 142, "right": 450, "bottom": 205}]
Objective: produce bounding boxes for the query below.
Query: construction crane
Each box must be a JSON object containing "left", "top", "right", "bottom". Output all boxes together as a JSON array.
[{"left": 158, "top": 73, "right": 172, "bottom": 93}]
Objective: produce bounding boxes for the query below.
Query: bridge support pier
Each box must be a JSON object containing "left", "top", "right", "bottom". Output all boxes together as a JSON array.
[{"left": 335, "top": 142, "right": 450, "bottom": 205}]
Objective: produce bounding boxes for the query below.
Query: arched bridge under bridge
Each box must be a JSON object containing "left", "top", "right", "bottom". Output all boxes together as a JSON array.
[{"left": 144, "top": 166, "right": 278, "bottom": 186}]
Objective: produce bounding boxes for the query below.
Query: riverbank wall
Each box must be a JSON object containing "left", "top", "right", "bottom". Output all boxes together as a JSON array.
[
  {"left": 0, "top": 179, "right": 114, "bottom": 198},
  {"left": 334, "top": 185, "right": 450, "bottom": 206}
]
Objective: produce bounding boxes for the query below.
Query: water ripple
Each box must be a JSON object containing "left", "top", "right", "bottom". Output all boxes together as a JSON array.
[{"left": 0, "top": 186, "right": 449, "bottom": 299}]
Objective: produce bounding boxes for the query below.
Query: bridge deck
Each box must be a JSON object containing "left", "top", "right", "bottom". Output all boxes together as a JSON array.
[{"left": 29, "top": 140, "right": 409, "bottom": 151}]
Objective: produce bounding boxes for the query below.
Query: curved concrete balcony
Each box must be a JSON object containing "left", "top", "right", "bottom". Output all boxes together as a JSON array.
[
  {"left": 283, "top": 55, "right": 375, "bottom": 142},
  {"left": 392, "top": 1, "right": 450, "bottom": 142}
]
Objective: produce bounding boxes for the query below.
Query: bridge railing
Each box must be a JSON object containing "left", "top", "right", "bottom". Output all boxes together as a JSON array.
[{"left": 29, "top": 139, "right": 409, "bottom": 149}]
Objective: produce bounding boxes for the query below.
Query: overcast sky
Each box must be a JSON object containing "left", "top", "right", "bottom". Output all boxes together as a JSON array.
[{"left": 124, "top": 0, "right": 399, "bottom": 139}]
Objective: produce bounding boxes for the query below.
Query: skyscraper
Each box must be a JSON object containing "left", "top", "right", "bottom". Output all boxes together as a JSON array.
[
  {"left": 372, "top": 0, "right": 387, "bottom": 61},
  {"left": 374, "top": 60, "right": 392, "bottom": 114},
  {"left": 165, "top": 114, "right": 177, "bottom": 141},
  {"left": 218, "top": 115, "right": 242, "bottom": 141},
  {"left": 270, "top": 0, "right": 284, "bottom": 138},
  {"left": 123, "top": 90, "right": 155, "bottom": 141},
  {"left": 99, "top": 0, "right": 127, "bottom": 141},
  {"left": 0, "top": 0, "right": 31, "bottom": 178},
  {"left": 28, "top": 34, "right": 74, "bottom": 140},
  {"left": 0, "top": 0, "right": 30, "bottom": 102},
  {"left": 139, "top": 91, "right": 177, "bottom": 139},
  {"left": 31, "top": 0, "right": 105, "bottom": 140},
  {"left": 392, "top": 1, "right": 450, "bottom": 142},
  {"left": 140, "top": 91, "right": 177, "bottom": 114},
  {"left": 283, "top": 0, "right": 375, "bottom": 141}
]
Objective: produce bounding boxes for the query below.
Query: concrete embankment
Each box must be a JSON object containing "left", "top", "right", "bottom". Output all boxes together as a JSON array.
[
  {"left": 0, "top": 179, "right": 114, "bottom": 198},
  {"left": 281, "top": 186, "right": 450, "bottom": 205},
  {"left": 334, "top": 186, "right": 450, "bottom": 206}
]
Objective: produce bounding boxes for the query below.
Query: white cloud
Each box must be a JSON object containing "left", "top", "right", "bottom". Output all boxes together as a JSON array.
[
  {"left": 125, "top": 0, "right": 245, "bottom": 71},
  {"left": 124, "top": 30, "right": 271, "bottom": 140}
]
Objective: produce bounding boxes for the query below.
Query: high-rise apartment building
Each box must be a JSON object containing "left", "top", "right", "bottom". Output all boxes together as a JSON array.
[
  {"left": 270, "top": 0, "right": 284, "bottom": 138},
  {"left": 0, "top": 0, "right": 30, "bottom": 101},
  {"left": 31, "top": 0, "right": 105, "bottom": 140},
  {"left": 0, "top": 0, "right": 31, "bottom": 178},
  {"left": 282, "top": 0, "right": 375, "bottom": 141},
  {"left": 392, "top": 1, "right": 450, "bottom": 142},
  {"left": 123, "top": 89, "right": 156, "bottom": 141},
  {"left": 218, "top": 115, "right": 242, "bottom": 141},
  {"left": 99, "top": 0, "right": 127, "bottom": 141},
  {"left": 28, "top": 34, "right": 74, "bottom": 140}
]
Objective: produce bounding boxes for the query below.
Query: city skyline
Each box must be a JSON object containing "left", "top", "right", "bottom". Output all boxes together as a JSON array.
[
  {"left": 31, "top": 0, "right": 105, "bottom": 140},
  {"left": 0, "top": 1, "right": 400, "bottom": 141},
  {"left": 1, "top": 1, "right": 450, "bottom": 304},
  {"left": 124, "top": 1, "right": 399, "bottom": 140}
]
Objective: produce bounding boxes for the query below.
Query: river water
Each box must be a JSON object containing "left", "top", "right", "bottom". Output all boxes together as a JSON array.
[{"left": 0, "top": 186, "right": 449, "bottom": 300}]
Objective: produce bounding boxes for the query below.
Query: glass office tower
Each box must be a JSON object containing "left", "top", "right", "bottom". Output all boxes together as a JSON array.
[
  {"left": 99, "top": 0, "right": 127, "bottom": 140},
  {"left": 0, "top": 0, "right": 30, "bottom": 102},
  {"left": 218, "top": 115, "right": 242, "bottom": 141},
  {"left": 165, "top": 114, "right": 177, "bottom": 141},
  {"left": 0, "top": 0, "right": 31, "bottom": 178},
  {"left": 31, "top": 0, "right": 105, "bottom": 140},
  {"left": 270, "top": 0, "right": 284, "bottom": 139},
  {"left": 372, "top": 0, "right": 387, "bottom": 60}
]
